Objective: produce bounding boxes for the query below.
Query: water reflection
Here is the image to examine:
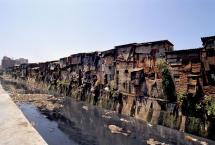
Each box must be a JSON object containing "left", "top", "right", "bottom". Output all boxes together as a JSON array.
[
  {"left": 18, "top": 97, "right": 215, "bottom": 145},
  {"left": 3, "top": 79, "right": 215, "bottom": 145},
  {"left": 18, "top": 103, "right": 78, "bottom": 145},
  {"left": 12, "top": 98, "right": 215, "bottom": 145},
  {"left": 62, "top": 97, "right": 215, "bottom": 145}
]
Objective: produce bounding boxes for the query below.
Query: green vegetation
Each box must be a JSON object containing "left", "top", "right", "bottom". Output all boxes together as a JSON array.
[
  {"left": 186, "top": 117, "right": 208, "bottom": 137},
  {"left": 195, "top": 95, "right": 215, "bottom": 117},
  {"left": 204, "top": 96, "right": 215, "bottom": 117},
  {"left": 177, "top": 92, "right": 186, "bottom": 107},
  {"left": 157, "top": 59, "right": 176, "bottom": 102}
]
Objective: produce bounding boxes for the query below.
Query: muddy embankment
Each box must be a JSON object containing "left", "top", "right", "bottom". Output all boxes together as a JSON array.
[
  {"left": 0, "top": 79, "right": 65, "bottom": 120},
  {"left": 1, "top": 78, "right": 214, "bottom": 145}
]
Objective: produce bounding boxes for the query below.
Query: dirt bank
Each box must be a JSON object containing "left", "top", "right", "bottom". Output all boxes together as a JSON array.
[{"left": 2, "top": 82, "right": 64, "bottom": 118}]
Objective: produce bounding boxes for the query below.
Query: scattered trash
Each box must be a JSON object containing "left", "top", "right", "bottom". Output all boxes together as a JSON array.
[
  {"left": 102, "top": 115, "right": 112, "bottom": 119},
  {"left": 184, "top": 135, "right": 208, "bottom": 145},
  {"left": 82, "top": 106, "right": 88, "bottom": 111},
  {"left": 147, "top": 123, "right": 153, "bottom": 127},
  {"left": 200, "top": 141, "right": 208, "bottom": 145},
  {"left": 120, "top": 118, "right": 129, "bottom": 123},
  {"left": 108, "top": 125, "right": 130, "bottom": 136},
  {"left": 108, "top": 125, "right": 122, "bottom": 133},
  {"left": 185, "top": 135, "right": 198, "bottom": 142},
  {"left": 146, "top": 138, "right": 169, "bottom": 145},
  {"left": 104, "top": 111, "right": 112, "bottom": 115}
]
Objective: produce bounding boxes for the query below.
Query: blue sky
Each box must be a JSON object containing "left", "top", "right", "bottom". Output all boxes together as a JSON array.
[{"left": 0, "top": 0, "right": 215, "bottom": 62}]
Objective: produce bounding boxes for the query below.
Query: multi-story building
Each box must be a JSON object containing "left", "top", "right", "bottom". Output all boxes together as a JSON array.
[
  {"left": 201, "top": 36, "right": 215, "bottom": 97},
  {"left": 15, "top": 58, "right": 28, "bottom": 66},
  {"left": 1, "top": 56, "right": 15, "bottom": 69},
  {"left": 1, "top": 56, "right": 28, "bottom": 69},
  {"left": 166, "top": 48, "right": 203, "bottom": 97}
]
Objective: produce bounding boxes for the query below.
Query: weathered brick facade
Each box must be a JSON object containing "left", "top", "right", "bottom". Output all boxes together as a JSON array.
[{"left": 3, "top": 36, "right": 215, "bottom": 133}]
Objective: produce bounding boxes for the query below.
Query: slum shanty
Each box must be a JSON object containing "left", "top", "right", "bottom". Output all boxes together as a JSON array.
[{"left": 2, "top": 35, "right": 215, "bottom": 135}]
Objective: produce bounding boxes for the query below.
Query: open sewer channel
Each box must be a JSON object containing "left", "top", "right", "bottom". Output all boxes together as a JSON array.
[
  {"left": 16, "top": 98, "right": 215, "bottom": 145},
  {"left": 3, "top": 80, "right": 214, "bottom": 145},
  {"left": 1, "top": 79, "right": 215, "bottom": 145},
  {"left": 18, "top": 103, "right": 78, "bottom": 145}
]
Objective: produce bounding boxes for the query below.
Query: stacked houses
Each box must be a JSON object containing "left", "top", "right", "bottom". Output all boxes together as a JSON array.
[{"left": 4, "top": 35, "right": 215, "bottom": 126}]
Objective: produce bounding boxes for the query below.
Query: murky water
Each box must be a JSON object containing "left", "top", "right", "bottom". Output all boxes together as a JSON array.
[
  {"left": 63, "top": 97, "right": 210, "bottom": 145},
  {"left": 18, "top": 99, "right": 215, "bottom": 145},
  {"left": 18, "top": 103, "right": 78, "bottom": 145},
  {"left": 2, "top": 79, "right": 215, "bottom": 145}
]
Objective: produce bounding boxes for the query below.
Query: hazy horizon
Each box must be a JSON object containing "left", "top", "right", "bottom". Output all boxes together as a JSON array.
[{"left": 1, "top": 0, "right": 215, "bottom": 63}]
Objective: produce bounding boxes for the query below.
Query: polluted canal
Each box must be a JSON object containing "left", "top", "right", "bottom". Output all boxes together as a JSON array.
[
  {"left": 2, "top": 81, "right": 215, "bottom": 145},
  {"left": 18, "top": 102, "right": 78, "bottom": 145}
]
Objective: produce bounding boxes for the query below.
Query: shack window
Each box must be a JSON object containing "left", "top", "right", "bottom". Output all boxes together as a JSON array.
[
  {"left": 131, "top": 71, "right": 145, "bottom": 81},
  {"left": 123, "top": 82, "right": 126, "bottom": 89},
  {"left": 131, "top": 72, "right": 136, "bottom": 80},
  {"left": 109, "top": 74, "right": 114, "bottom": 80},
  {"left": 207, "top": 49, "right": 215, "bottom": 57},
  {"left": 148, "top": 73, "right": 155, "bottom": 80},
  {"left": 104, "top": 74, "right": 108, "bottom": 84},
  {"left": 124, "top": 69, "right": 129, "bottom": 73},
  {"left": 207, "top": 65, "right": 215, "bottom": 85}
]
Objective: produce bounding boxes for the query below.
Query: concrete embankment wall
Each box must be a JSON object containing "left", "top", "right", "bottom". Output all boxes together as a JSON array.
[{"left": 0, "top": 82, "right": 47, "bottom": 145}]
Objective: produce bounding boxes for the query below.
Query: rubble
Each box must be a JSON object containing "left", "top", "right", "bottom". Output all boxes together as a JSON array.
[
  {"left": 108, "top": 125, "right": 130, "bottom": 136},
  {"left": 185, "top": 135, "right": 209, "bottom": 145},
  {"left": 146, "top": 138, "right": 169, "bottom": 145},
  {"left": 2, "top": 83, "right": 63, "bottom": 116},
  {"left": 119, "top": 118, "right": 130, "bottom": 123},
  {"left": 82, "top": 106, "right": 88, "bottom": 111},
  {"left": 102, "top": 115, "right": 112, "bottom": 119}
]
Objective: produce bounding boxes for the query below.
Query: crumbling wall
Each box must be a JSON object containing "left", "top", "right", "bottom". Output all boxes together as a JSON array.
[{"left": 4, "top": 37, "right": 215, "bottom": 138}]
